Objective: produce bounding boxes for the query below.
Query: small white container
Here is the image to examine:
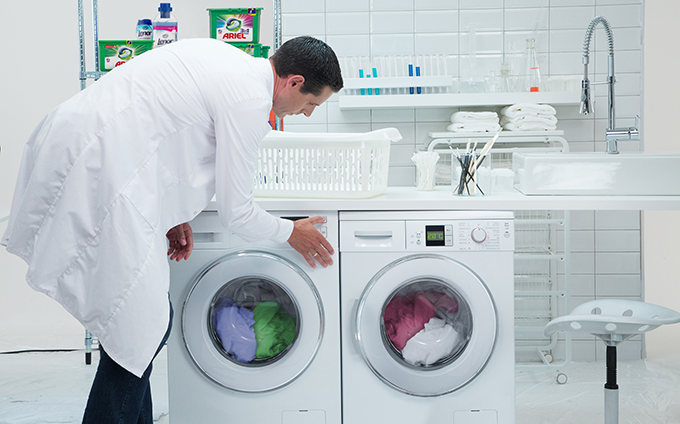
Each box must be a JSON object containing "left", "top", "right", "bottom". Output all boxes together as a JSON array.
[{"left": 254, "top": 128, "right": 401, "bottom": 199}]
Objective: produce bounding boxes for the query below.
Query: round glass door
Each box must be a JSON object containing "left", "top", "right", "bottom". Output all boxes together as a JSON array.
[
  {"left": 183, "top": 250, "right": 323, "bottom": 392},
  {"left": 355, "top": 254, "right": 497, "bottom": 396}
]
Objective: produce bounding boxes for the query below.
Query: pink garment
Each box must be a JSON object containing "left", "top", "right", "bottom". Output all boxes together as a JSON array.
[
  {"left": 383, "top": 294, "right": 435, "bottom": 350},
  {"left": 413, "top": 291, "right": 459, "bottom": 314}
]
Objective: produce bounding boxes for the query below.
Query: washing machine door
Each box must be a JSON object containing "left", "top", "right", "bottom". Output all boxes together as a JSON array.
[
  {"left": 355, "top": 254, "right": 497, "bottom": 396},
  {"left": 182, "top": 250, "right": 323, "bottom": 392}
]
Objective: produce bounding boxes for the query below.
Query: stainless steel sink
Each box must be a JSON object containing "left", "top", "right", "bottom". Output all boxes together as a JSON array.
[{"left": 513, "top": 152, "right": 680, "bottom": 196}]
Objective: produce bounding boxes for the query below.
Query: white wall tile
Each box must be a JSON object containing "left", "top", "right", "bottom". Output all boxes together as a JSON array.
[
  {"left": 416, "top": 107, "right": 454, "bottom": 122},
  {"left": 460, "top": 32, "right": 503, "bottom": 55},
  {"left": 460, "top": 10, "right": 503, "bottom": 32},
  {"left": 596, "top": 4, "right": 643, "bottom": 28},
  {"left": 554, "top": 105, "right": 590, "bottom": 120},
  {"left": 459, "top": 0, "right": 503, "bottom": 9},
  {"left": 326, "top": 123, "right": 371, "bottom": 132},
  {"left": 371, "top": 34, "right": 415, "bottom": 55},
  {"left": 596, "top": 252, "right": 640, "bottom": 274},
  {"left": 372, "top": 0, "right": 414, "bottom": 11},
  {"left": 592, "top": 72, "right": 641, "bottom": 96},
  {"left": 566, "top": 141, "right": 596, "bottom": 153},
  {"left": 282, "top": 123, "right": 328, "bottom": 132},
  {"left": 595, "top": 230, "right": 640, "bottom": 252},
  {"left": 327, "top": 35, "right": 371, "bottom": 57},
  {"left": 282, "top": 0, "right": 325, "bottom": 13},
  {"left": 415, "top": 0, "right": 459, "bottom": 11},
  {"left": 558, "top": 119, "right": 596, "bottom": 142},
  {"left": 390, "top": 143, "right": 418, "bottom": 166},
  {"left": 326, "top": 12, "right": 370, "bottom": 35},
  {"left": 505, "top": 8, "right": 549, "bottom": 31},
  {"left": 415, "top": 33, "right": 459, "bottom": 55},
  {"left": 388, "top": 166, "right": 416, "bottom": 186},
  {"left": 549, "top": 6, "right": 596, "bottom": 30},
  {"left": 559, "top": 230, "right": 594, "bottom": 253},
  {"left": 371, "top": 11, "right": 414, "bottom": 34},
  {"left": 593, "top": 94, "right": 640, "bottom": 119},
  {"left": 326, "top": 0, "right": 369, "bottom": 12},
  {"left": 595, "top": 210, "right": 640, "bottom": 230},
  {"left": 594, "top": 27, "right": 642, "bottom": 51},
  {"left": 558, "top": 274, "right": 595, "bottom": 297},
  {"left": 550, "top": 29, "right": 586, "bottom": 53},
  {"left": 371, "top": 108, "right": 414, "bottom": 124},
  {"left": 327, "top": 101, "right": 371, "bottom": 124},
  {"left": 550, "top": 0, "right": 593, "bottom": 6},
  {"left": 596, "top": 0, "right": 641, "bottom": 4},
  {"left": 282, "top": 13, "right": 326, "bottom": 36},
  {"left": 376, "top": 122, "right": 415, "bottom": 144},
  {"left": 594, "top": 50, "right": 641, "bottom": 74},
  {"left": 549, "top": 51, "right": 585, "bottom": 75},
  {"left": 505, "top": 0, "right": 550, "bottom": 7},
  {"left": 563, "top": 252, "right": 595, "bottom": 275},
  {"left": 415, "top": 10, "right": 458, "bottom": 33},
  {"left": 596, "top": 274, "right": 641, "bottom": 297}
]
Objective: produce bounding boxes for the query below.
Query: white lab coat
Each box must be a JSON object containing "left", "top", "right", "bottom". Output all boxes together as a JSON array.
[{"left": 1, "top": 39, "right": 294, "bottom": 377}]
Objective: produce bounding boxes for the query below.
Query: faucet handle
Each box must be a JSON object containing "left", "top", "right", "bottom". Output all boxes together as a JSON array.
[{"left": 633, "top": 115, "right": 640, "bottom": 129}]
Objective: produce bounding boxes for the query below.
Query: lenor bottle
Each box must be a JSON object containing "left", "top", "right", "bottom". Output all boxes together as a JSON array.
[{"left": 153, "top": 3, "right": 177, "bottom": 48}]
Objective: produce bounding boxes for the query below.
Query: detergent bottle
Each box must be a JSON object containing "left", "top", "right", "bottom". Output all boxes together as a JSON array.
[{"left": 152, "top": 3, "right": 178, "bottom": 48}]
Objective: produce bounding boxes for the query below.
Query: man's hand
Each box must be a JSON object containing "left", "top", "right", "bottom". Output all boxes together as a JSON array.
[
  {"left": 167, "top": 222, "right": 194, "bottom": 262},
  {"left": 287, "top": 216, "right": 334, "bottom": 268}
]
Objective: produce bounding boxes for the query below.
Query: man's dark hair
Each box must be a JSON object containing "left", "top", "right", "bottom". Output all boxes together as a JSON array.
[{"left": 270, "top": 36, "right": 343, "bottom": 96}]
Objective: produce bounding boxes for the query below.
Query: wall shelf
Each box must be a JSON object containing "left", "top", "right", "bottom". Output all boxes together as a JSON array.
[{"left": 338, "top": 91, "right": 580, "bottom": 110}]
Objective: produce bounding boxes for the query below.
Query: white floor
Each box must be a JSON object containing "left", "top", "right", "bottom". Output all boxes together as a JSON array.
[{"left": 0, "top": 348, "right": 678, "bottom": 424}]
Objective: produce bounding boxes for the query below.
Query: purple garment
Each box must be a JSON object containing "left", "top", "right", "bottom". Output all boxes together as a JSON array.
[
  {"left": 383, "top": 293, "right": 435, "bottom": 351},
  {"left": 212, "top": 298, "right": 257, "bottom": 363}
]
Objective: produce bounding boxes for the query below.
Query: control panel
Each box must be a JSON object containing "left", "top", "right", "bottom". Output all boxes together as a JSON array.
[{"left": 406, "top": 219, "right": 514, "bottom": 251}]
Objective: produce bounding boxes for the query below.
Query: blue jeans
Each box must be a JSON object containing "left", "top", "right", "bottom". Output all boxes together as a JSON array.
[{"left": 82, "top": 302, "right": 173, "bottom": 424}]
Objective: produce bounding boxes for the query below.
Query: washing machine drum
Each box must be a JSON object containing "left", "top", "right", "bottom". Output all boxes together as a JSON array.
[
  {"left": 182, "top": 250, "right": 323, "bottom": 392},
  {"left": 355, "top": 254, "right": 497, "bottom": 396}
]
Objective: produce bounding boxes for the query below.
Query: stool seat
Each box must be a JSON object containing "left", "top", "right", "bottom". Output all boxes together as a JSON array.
[
  {"left": 544, "top": 299, "right": 680, "bottom": 345},
  {"left": 544, "top": 299, "right": 680, "bottom": 424}
]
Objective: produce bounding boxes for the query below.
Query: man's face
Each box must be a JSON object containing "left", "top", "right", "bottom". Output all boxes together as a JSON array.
[{"left": 273, "top": 79, "right": 334, "bottom": 118}]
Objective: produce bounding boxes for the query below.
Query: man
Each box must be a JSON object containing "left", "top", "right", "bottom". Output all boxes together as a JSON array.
[{"left": 1, "top": 35, "right": 343, "bottom": 423}]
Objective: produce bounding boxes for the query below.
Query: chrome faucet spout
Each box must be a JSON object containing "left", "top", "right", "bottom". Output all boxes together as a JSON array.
[{"left": 580, "top": 16, "right": 637, "bottom": 154}]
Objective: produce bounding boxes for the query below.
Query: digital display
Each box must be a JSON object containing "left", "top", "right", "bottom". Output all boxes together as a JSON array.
[{"left": 425, "top": 225, "right": 445, "bottom": 246}]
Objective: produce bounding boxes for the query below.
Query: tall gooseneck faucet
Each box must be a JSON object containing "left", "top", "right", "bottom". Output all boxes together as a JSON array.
[{"left": 580, "top": 16, "right": 639, "bottom": 154}]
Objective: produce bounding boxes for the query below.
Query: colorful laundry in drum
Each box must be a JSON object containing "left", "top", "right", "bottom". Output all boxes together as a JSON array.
[
  {"left": 383, "top": 291, "right": 461, "bottom": 365},
  {"left": 212, "top": 298, "right": 296, "bottom": 363}
]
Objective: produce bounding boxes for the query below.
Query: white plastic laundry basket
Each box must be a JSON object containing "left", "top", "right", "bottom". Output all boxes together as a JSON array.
[{"left": 254, "top": 128, "right": 401, "bottom": 198}]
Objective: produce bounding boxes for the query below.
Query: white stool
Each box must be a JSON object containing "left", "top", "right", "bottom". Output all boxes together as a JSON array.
[{"left": 544, "top": 299, "right": 680, "bottom": 424}]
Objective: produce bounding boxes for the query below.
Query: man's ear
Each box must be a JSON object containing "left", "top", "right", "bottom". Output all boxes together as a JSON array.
[{"left": 289, "top": 75, "right": 305, "bottom": 88}]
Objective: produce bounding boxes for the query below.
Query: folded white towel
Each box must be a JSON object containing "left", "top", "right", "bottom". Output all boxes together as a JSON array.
[
  {"left": 502, "top": 121, "right": 557, "bottom": 131},
  {"left": 447, "top": 122, "right": 501, "bottom": 133},
  {"left": 501, "top": 103, "right": 556, "bottom": 118},
  {"left": 451, "top": 111, "right": 499, "bottom": 124},
  {"left": 501, "top": 115, "right": 557, "bottom": 126}
]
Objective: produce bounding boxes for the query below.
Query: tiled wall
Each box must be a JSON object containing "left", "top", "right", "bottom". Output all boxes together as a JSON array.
[{"left": 280, "top": 0, "right": 644, "bottom": 361}]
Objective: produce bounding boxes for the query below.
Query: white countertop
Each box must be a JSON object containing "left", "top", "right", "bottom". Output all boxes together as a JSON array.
[{"left": 206, "top": 187, "right": 680, "bottom": 212}]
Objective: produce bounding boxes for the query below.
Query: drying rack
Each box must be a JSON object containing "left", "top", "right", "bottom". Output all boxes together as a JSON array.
[
  {"left": 427, "top": 131, "right": 573, "bottom": 384},
  {"left": 77, "top": 0, "right": 104, "bottom": 365}
]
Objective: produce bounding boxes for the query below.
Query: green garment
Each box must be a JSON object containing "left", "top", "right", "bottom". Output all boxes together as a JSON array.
[{"left": 252, "top": 301, "right": 296, "bottom": 359}]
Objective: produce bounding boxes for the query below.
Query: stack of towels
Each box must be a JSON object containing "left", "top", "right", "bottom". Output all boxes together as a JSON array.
[
  {"left": 447, "top": 111, "right": 500, "bottom": 133},
  {"left": 500, "top": 103, "right": 557, "bottom": 131}
]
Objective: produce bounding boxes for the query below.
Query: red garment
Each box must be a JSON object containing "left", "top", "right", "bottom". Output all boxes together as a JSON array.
[{"left": 383, "top": 294, "right": 435, "bottom": 350}]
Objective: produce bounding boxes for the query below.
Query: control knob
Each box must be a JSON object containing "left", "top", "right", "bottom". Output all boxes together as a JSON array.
[{"left": 470, "top": 227, "right": 487, "bottom": 243}]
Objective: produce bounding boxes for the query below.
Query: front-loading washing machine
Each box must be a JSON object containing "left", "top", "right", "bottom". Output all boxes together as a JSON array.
[
  {"left": 168, "top": 210, "right": 340, "bottom": 424},
  {"left": 339, "top": 211, "right": 515, "bottom": 424}
]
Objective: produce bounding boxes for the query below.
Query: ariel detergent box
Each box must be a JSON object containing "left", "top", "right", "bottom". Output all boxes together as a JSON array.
[
  {"left": 99, "top": 40, "right": 154, "bottom": 72},
  {"left": 208, "top": 8, "right": 262, "bottom": 43}
]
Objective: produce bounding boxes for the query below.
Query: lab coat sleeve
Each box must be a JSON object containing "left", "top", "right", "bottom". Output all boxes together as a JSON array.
[{"left": 213, "top": 98, "right": 294, "bottom": 244}]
